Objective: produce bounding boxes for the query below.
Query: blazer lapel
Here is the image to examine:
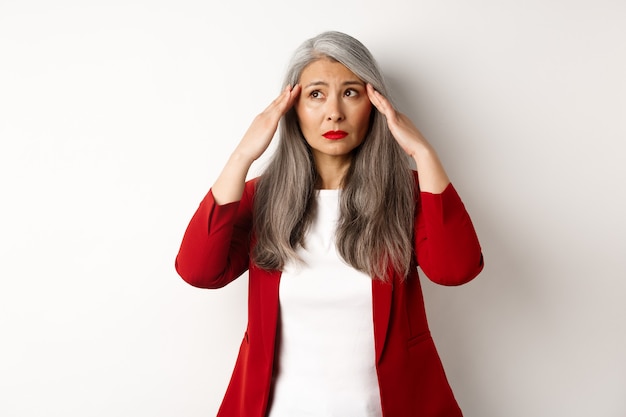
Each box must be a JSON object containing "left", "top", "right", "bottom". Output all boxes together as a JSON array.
[{"left": 372, "top": 278, "right": 393, "bottom": 363}]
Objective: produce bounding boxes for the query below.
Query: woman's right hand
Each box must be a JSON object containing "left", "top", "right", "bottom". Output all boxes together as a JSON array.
[
  {"left": 212, "top": 84, "right": 301, "bottom": 205},
  {"left": 233, "top": 84, "right": 302, "bottom": 163}
]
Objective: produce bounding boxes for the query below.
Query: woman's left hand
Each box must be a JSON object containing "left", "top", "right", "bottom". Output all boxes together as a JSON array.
[
  {"left": 366, "top": 83, "right": 450, "bottom": 193},
  {"left": 366, "top": 83, "right": 431, "bottom": 158}
]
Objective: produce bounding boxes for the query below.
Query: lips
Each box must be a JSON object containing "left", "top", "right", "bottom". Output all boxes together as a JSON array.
[{"left": 322, "top": 130, "right": 348, "bottom": 140}]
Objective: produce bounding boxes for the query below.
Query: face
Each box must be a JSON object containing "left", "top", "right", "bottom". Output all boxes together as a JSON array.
[{"left": 295, "top": 58, "right": 372, "bottom": 163}]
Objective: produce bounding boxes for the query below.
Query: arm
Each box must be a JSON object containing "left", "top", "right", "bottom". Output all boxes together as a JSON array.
[
  {"left": 366, "top": 84, "right": 449, "bottom": 193},
  {"left": 175, "top": 84, "right": 302, "bottom": 287},
  {"left": 174, "top": 182, "right": 255, "bottom": 288},
  {"left": 367, "top": 84, "right": 483, "bottom": 284},
  {"left": 415, "top": 182, "right": 484, "bottom": 286},
  {"left": 212, "top": 84, "right": 301, "bottom": 204}
]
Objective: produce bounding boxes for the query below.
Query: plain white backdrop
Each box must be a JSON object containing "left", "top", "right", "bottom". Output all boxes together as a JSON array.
[{"left": 1, "top": 0, "right": 625, "bottom": 416}]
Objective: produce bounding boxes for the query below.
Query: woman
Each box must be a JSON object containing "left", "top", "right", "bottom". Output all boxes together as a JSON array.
[{"left": 175, "top": 31, "right": 484, "bottom": 417}]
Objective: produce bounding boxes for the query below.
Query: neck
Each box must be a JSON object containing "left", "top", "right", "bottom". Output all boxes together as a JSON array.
[{"left": 314, "top": 154, "right": 352, "bottom": 189}]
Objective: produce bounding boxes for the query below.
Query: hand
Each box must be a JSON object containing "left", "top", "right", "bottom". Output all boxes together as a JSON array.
[
  {"left": 234, "top": 84, "right": 301, "bottom": 163},
  {"left": 366, "top": 83, "right": 450, "bottom": 193},
  {"left": 366, "top": 83, "right": 433, "bottom": 158},
  {"left": 212, "top": 84, "right": 301, "bottom": 204}
]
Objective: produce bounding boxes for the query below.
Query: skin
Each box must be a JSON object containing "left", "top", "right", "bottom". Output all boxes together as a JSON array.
[
  {"left": 296, "top": 59, "right": 372, "bottom": 189},
  {"left": 212, "top": 59, "right": 450, "bottom": 204}
]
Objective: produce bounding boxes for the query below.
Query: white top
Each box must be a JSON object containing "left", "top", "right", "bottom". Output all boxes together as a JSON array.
[{"left": 267, "top": 189, "right": 383, "bottom": 417}]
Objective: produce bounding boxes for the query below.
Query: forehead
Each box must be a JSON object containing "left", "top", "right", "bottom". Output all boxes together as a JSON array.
[{"left": 299, "top": 58, "right": 363, "bottom": 85}]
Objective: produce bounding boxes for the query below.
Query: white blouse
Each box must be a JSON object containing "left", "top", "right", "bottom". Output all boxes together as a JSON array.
[{"left": 267, "top": 189, "right": 383, "bottom": 417}]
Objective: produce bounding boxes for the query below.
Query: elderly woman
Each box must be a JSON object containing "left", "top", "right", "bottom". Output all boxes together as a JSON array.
[{"left": 175, "top": 31, "right": 483, "bottom": 417}]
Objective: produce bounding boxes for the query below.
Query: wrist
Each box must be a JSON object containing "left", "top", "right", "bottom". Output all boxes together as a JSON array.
[
  {"left": 230, "top": 149, "right": 256, "bottom": 168},
  {"left": 410, "top": 142, "right": 436, "bottom": 163}
]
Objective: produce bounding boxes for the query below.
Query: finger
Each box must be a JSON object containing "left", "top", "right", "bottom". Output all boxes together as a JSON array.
[
  {"left": 260, "top": 88, "right": 291, "bottom": 120},
  {"left": 367, "top": 83, "right": 393, "bottom": 116},
  {"left": 271, "top": 84, "right": 300, "bottom": 119},
  {"left": 274, "top": 85, "right": 294, "bottom": 107},
  {"left": 269, "top": 84, "right": 301, "bottom": 115},
  {"left": 284, "top": 84, "right": 301, "bottom": 109},
  {"left": 366, "top": 83, "right": 381, "bottom": 107}
]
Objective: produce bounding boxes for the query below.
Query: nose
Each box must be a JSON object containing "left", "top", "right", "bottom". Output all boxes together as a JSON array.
[{"left": 326, "top": 97, "right": 345, "bottom": 122}]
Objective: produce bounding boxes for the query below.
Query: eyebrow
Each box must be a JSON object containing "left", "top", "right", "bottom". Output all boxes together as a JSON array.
[{"left": 303, "top": 80, "right": 365, "bottom": 88}]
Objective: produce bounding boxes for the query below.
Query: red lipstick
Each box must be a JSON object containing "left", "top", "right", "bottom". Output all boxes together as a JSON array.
[{"left": 322, "top": 130, "right": 348, "bottom": 140}]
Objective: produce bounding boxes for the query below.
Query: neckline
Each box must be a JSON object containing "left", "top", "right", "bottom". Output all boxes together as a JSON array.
[{"left": 315, "top": 188, "right": 341, "bottom": 197}]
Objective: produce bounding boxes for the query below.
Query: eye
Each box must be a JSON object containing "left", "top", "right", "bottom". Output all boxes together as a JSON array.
[
  {"left": 309, "top": 90, "right": 323, "bottom": 99},
  {"left": 344, "top": 88, "right": 359, "bottom": 97}
]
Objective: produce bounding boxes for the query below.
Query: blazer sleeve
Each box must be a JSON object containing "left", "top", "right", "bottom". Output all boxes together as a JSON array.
[
  {"left": 174, "top": 180, "right": 256, "bottom": 289},
  {"left": 415, "top": 182, "right": 484, "bottom": 286}
]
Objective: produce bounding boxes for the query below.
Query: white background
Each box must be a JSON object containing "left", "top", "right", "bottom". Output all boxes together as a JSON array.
[{"left": 1, "top": 0, "right": 625, "bottom": 416}]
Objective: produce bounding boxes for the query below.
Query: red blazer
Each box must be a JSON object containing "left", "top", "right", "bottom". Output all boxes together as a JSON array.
[{"left": 175, "top": 175, "right": 483, "bottom": 417}]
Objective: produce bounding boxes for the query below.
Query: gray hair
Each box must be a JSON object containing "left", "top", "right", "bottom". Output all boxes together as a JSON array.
[
  {"left": 283, "top": 31, "right": 389, "bottom": 95},
  {"left": 253, "top": 31, "right": 416, "bottom": 279}
]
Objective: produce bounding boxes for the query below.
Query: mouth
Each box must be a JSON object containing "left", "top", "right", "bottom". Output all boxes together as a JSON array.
[{"left": 322, "top": 130, "right": 348, "bottom": 140}]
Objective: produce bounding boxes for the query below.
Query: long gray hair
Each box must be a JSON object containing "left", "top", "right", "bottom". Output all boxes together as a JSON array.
[{"left": 253, "top": 31, "right": 416, "bottom": 280}]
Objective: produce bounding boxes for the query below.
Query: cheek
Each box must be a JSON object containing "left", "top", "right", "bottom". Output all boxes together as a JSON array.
[
  {"left": 295, "top": 104, "right": 317, "bottom": 131},
  {"left": 355, "top": 103, "right": 373, "bottom": 133}
]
